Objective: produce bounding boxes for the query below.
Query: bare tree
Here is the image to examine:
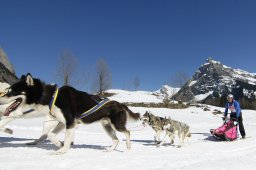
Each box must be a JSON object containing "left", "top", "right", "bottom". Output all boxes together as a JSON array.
[
  {"left": 133, "top": 76, "right": 140, "bottom": 91},
  {"left": 170, "top": 71, "right": 190, "bottom": 102},
  {"left": 170, "top": 71, "right": 189, "bottom": 88},
  {"left": 93, "top": 58, "right": 112, "bottom": 95},
  {"left": 56, "top": 49, "right": 78, "bottom": 86}
]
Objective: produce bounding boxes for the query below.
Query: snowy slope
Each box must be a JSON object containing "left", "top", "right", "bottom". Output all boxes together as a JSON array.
[
  {"left": 107, "top": 85, "right": 179, "bottom": 103},
  {"left": 106, "top": 89, "right": 163, "bottom": 103}
]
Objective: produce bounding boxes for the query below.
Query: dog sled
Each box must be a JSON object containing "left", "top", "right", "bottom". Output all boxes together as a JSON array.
[{"left": 210, "top": 119, "right": 238, "bottom": 141}]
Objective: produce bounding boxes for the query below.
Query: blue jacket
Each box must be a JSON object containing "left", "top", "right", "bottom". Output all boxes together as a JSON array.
[{"left": 224, "top": 100, "right": 241, "bottom": 118}]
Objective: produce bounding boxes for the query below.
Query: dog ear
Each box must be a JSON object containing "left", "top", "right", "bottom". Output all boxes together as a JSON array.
[
  {"left": 26, "top": 73, "right": 34, "bottom": 86},
  {"left": 20, "top": 75, "right": 26, "bottom": 80}
]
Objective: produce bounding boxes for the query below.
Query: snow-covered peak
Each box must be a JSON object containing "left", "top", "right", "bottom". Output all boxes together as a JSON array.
[{"left": 153, "top": 85, "right": 180, "bottom": 97}]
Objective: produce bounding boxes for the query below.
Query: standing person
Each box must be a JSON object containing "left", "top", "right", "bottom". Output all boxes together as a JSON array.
[{"left": 224, "top": 94, "right": 246, "bottom": 138}]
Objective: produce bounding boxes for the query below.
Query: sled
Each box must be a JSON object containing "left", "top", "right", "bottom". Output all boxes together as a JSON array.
[{"left": 210, "top": 120, "right": 238, "bottom": 141}]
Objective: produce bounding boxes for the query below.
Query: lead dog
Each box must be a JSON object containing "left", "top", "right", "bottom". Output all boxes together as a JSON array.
[
  {"left": 141, "top": 111, "right": 165, "bottom": 144},
  {"left": 0, "top": 73, "right": 140, "bottom": 154}
]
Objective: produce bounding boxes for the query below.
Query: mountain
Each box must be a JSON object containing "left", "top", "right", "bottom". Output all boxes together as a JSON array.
[
  {"left": 0, "top": 48, "right": 18, "bottom": 84},
  {"left": 152, "top": 85, "right": 180, "bottom": 99},
  {"left": 173, "top": 59, "right": 256, "bottom": 109},
  {"left": 0, "top": 48, "right": 16, "bottom": 74}
]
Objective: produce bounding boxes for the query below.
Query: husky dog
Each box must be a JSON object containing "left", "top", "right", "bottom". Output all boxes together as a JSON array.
[
  {"left": 0, "top": 73, "right": 140, "bottom": 154},
  {"left": 157, "top": 117, "right": 191, "bottom": 147},
  {"left": 0, "top": 88, "right": 42, "bottom": 134},
  {"left": 141, "top": 111, "right": 165, "bottom": 144}
]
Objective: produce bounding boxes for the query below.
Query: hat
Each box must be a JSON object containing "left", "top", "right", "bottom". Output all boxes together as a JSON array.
[{"left": 227, "top": 94, "right": 234, "bottom": 99}]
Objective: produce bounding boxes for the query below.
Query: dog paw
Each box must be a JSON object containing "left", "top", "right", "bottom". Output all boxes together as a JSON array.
[
  {"left": 126, "top": 145, "right": 131, "bottom": 150},
  {"left": 51, "top": 148, "right": 67, "bottom": 155},
  {"left": 104, "top": 147, "right": 114, "bottom": 152},
  {"left": 155, "top": 141, "right": 161, "bottom": 145}
]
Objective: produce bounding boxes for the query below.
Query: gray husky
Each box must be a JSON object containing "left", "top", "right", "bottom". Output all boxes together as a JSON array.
[
  {"left": 141, "top": 111, "right": 166, "bottom": 144},
  {"left": 158, "top": 117, "right": 191, "bottom": 147}
]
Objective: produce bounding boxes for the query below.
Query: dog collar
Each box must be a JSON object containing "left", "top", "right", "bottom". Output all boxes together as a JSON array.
[{"left": 49, "top": 88, "right": 59, "bottom": 113}]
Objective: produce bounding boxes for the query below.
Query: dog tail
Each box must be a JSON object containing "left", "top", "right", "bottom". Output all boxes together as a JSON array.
[{"left": 122, "top": 104, "right": 140, "bottom": 120}]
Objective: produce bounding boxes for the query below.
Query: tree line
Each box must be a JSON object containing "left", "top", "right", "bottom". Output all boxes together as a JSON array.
[{"left": 55, "top": 49, "right": 145, "bottom": 95}]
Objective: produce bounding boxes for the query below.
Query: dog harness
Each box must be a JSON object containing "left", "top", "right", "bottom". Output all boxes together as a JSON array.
[
  {"left": 49, "top": 88, "right": 59, "bottom": 114},
  {"left": 49, "top": 88, "right": 110, "bottom": 118},
  {"left": 79, "top": 98, "right": 110, "bottom": 119}
]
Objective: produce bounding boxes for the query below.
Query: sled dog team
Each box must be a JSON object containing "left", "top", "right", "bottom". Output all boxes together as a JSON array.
[
  {"left": 141, "top": 111, "right": 191, "bottom": 147},
  {"left": 0, "top": 73, "right": 213, "bottom": 154}
]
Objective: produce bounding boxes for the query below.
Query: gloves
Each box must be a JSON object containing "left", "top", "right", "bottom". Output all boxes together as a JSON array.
[
  {"left": 231, "top": 117, "right": 237, "bottom": 121},
  {"left": 233, "top": 121, "right": 238, "bottom": 125}
]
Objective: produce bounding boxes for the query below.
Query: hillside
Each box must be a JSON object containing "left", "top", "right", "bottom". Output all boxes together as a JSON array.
[
  {"left": 0, "top": 48, "right": 18, "bottom": 84},
  {"left": 106, "top": 85, "right": 180, "bottom": 104},
  {"left": 174, "top": 59, "right": 256, "bottom": 109}
]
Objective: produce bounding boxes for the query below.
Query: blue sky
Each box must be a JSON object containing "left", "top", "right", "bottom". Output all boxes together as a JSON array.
[{"left": 0, "top": 0, "right": 256, "bottom": 91}]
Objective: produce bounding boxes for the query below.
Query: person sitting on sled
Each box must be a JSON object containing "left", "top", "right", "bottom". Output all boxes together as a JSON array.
[{"left": 223, "top": 94, "right": 246, "bottom": 139}]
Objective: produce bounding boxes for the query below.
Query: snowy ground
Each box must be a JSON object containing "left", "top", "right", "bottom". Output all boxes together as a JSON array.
[{"left": 1, "top": 106, "right": 256, "bottom": 170}]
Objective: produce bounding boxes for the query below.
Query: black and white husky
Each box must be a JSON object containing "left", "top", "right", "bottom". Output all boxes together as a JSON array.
[{"left": 0, "top": 73, "right": 140, "bottom": 154}]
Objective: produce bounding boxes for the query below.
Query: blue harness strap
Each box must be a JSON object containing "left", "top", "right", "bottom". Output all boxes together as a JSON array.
[{"left": 79, "top": 98, "right": 110, "bottom": 119}]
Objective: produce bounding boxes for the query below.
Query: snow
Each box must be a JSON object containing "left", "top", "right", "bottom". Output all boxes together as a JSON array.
[
  {"left": 1, "top": 106, "right": 256, "bottom": 170},
  {"left": 234, "top": 69, "right": 256, "bottom": 77},
  {"left": 194, "top": 91, "right": 213, "bottom": 101},
  {"left": 232, "top": 72, "right": 256, "bottom": 85},
  {"left": 223, "top": 64, "right": 231, "bottom": 69},
  {"left": 107, "top": 86, "right": 180, "bottom": 104},
  {"left": 189, "top": 80, "right": 197, "bottom": 87},
  {"left": 107, "top": 89, "right": 163, "bottom": 103},
  {"left": 153, "top": 85, "right": 180, "bottom": 97},
  {"left": 210, "top": 60, "right": 221, "bottom": 64}
]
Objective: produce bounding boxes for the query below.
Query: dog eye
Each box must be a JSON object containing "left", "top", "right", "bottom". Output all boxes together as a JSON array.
[{"left": 5, "top": 88, "right": 12, "bottom": 94}]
